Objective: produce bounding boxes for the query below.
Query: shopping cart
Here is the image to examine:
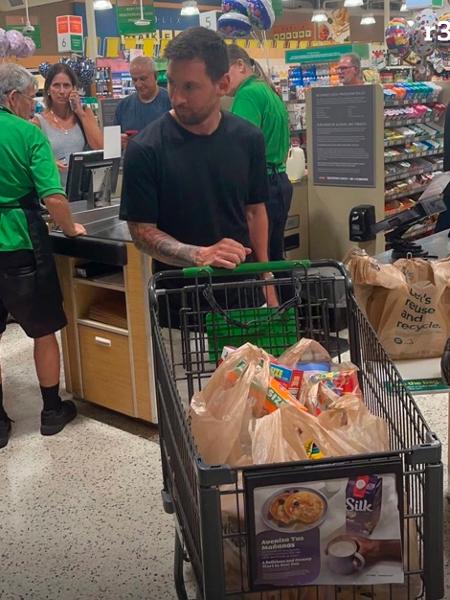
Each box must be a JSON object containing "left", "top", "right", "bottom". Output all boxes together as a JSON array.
[{"left": 149, "top": 260, "right": 444, "bottom": 600}]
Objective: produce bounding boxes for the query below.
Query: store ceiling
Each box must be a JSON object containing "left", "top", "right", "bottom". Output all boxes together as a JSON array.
[
  {"left": 0, "top": 0, "right": 63, "bottom": 11},
  {"left": 0, "top": 0, "right": 403, "bottom": 11}
]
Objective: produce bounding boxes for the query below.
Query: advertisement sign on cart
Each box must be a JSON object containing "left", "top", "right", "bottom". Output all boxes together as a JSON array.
[{"left": 245, "top": 462, "right": 404, "bottom": 590}]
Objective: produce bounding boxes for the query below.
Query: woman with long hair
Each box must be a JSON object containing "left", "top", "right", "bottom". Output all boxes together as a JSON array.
[
  {"left": 32, "top": 63, "right": 102, "bottom": 186},
  {"left": 227, "top": 44, "right": 292, "bottom": 262}
]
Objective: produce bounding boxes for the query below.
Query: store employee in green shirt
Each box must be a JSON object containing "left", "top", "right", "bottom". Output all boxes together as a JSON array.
[
  {"left": 227, "top": 45, "right": 292, "bottom": 261},
  {"left": 0, "top": 64, "right": 85, "bottom": 449}
]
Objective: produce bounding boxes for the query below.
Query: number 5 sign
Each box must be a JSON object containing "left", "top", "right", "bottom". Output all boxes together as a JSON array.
[{"left": 199, "top": 10, "right": 219, "bottom": 31}]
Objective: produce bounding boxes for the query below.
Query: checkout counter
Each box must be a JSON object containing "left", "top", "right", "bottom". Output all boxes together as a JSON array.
[
  {"left": 50, "top": 175, "right": 307, "bottom": 425},
  {"left": 52, "top": 200, "right": 156, "bottom": 422}
]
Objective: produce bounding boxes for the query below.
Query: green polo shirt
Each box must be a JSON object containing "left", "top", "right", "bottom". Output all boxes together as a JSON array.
[
  {"left": 0, "top": 106, "right": 65, "bottom": 252},
  {"left": 230, "top": 76, "right": 290, "bottom": 173}
]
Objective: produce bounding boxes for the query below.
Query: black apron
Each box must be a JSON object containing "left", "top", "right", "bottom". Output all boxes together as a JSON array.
[{"left": 0, "top": 190, "right": 62, "bottom": 299}]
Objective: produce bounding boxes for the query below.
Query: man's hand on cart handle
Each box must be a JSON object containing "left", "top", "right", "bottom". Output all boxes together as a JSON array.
[
  {"left": 197, "top": 238, "right": 251, "bottom": 269},
  {"left": 128, "top": 223, "right": 251, "bottom": 268}
]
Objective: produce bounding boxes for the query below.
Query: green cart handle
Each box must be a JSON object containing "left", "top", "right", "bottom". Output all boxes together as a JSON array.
[{"left": 182, "top": 260, "right": 312, "bottom": 278}]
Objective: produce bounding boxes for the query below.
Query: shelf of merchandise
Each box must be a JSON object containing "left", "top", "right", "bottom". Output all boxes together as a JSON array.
[
  {"left": 384, "top": 202, "right": 417, "bottom": 217},
  {"left": 384, "top": 131, "right": 443, "bottom": 147},
  {"left": 385, "top": 185, "right": 429, "bottom": 202},
  {"left": 383, "top": 86, "right": 446, "bottom": 228},
  {"left": 92, "top": 67, "right": 114, "bottom": 99},
  {"left": 385, "top": 161, "right": 443, "bottom": 183},
  {"left": 111, "top": 72, "right": 134, "bottom": 98},
  {"left": 403, "top": 221, "right": 437, "bottom": 241},
  {"left": 384, "top": 97, "right": 439, "bottom": 107},
  {"left": 384, "top": 115, "right": 439, "bottom": 127},
  {"left": 384, "top": 147, "right": 444, "bottom": 164},
  {"left": 381, "top": 65, "right": 414, "bottom": 70}
]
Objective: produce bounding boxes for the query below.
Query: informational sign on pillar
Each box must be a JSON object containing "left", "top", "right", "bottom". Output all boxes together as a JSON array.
[
  {"left": 311, "top": 85, "right": 376, "bottom": 188},
  {"left": 56, "top": 16, "right": 84, "bottom": 54}
]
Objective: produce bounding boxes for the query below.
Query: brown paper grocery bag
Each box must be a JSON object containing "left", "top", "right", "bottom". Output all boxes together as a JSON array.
[{"left": 346, "top": 251, "right": 450, "bottom": 359}]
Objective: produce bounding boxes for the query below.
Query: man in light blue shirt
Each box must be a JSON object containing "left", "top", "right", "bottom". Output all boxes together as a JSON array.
[{"left": 114, "top": 56, "right": 171, "bottom": 146}]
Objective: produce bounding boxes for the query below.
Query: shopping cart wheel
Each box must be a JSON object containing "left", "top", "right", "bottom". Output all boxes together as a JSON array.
[
  {"left": 174, "top": 531, "right": 189, "bottom": 600},
  {"left": 161, "top": 489, "right": 174, "bottom": 514}
]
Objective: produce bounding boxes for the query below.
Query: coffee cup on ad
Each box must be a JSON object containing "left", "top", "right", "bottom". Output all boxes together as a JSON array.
[{"left": 327, "top": 539, "right": 365, "bottom": 576}]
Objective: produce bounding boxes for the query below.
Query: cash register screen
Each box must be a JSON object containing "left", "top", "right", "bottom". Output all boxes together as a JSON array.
[{"left": 66, "top": 150, "right": 120, "bottom": 205}]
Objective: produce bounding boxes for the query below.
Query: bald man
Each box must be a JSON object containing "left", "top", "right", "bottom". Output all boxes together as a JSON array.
[
  {"left": 337, "top": 54, "right": 364, "bottom": 86},
  {"left": 114, "top": 56, "right": 171, "bottom": 144}
]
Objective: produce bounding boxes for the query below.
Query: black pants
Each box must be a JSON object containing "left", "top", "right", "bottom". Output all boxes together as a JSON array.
[
  {"left": 0, "top": 250, "right": 66, "bottom": 338},
  {"left": 267, "top": 172, "right": 293, "bottom": 261}
]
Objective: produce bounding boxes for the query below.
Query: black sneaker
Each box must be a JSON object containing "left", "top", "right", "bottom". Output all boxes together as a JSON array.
[
  {"left": 40, "top": 400, "right": 77, "bottom": 436},
  {"left": 0, "top": 416, "right": 12, "bottom": 449}
]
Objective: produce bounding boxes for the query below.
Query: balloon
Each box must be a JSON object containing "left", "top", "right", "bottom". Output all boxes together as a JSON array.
[
  {"left": 412, "top": 9, "right": 437, "bottom": 57},
  {"left": 437, "top": 12, "right": 450, "bottom": 57},
  {"left": 38, "top": 62, "right": 51, "bottom": 78},
  {"left": 247, "top": 0, "right": 275, "bottom": 30},
  {"left": 5, "top": 29, "right": 25, "bottom": 56},
  {"left": 222, "top": 0, "right": 248, "bottom": 16},
  {"left": 18, "top": 36, "right": 36, "bottom": 58},
  {"left": 218, "top": 12, "right": 252, "bottom": 37},
  {"left": 384, "top": 18, "right": 412, "bottom": 58},
  {"left": 0, "top": 28, "right": 9, "bottom": 58}
]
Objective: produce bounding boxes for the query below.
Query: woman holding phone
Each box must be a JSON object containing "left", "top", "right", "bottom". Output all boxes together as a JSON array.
[{"left": 32, "top": 63, "right": 102, "bottom": 186}]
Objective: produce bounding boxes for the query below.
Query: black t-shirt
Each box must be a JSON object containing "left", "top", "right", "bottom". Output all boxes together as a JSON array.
[{"left": 119, "top": 111, "right": 269, "bottom": 274}]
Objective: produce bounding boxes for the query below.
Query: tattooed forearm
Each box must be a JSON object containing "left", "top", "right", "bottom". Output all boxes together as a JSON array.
[{"left": 128, "top": 222, "right": 202, "bottom": 267}]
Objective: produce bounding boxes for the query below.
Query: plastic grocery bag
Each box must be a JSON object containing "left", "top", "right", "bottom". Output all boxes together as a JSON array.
[
  {"left": 251, "top": 395, "right": 389, "bottom": 465},
  {"left": 346, "top": 250, "right": 450, "bottom": 359},
  {"left": 278, "top": 338, "right": 331, "bottom": 367},
  {"left": 299, "top": 362, "right": 362, "bottom": 415},
  {"left": 190, "top": 343, "right": 270, "bottom": 466},
  {"left": 318, "top": 394, "right": 389, "bottom": 454}
]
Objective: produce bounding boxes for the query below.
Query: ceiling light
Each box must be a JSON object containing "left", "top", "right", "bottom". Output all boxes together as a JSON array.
[
  {"left": 311, "top": 9, "right": 328, "bottom": 21},
  {"left": 400, "top": 2, "right": 407, "bottom": 10},
  {"left": 344, "top": 0, "right": 364, "bottom": 6},
  {"left": 94, "top": 0, "right": 113, "bottom": 9},
  {"left": 360, "top": 13, "right": 375, "bottom": 24},
  {"left": 181, "top": 0, "right": 200, "bottom": 16}
]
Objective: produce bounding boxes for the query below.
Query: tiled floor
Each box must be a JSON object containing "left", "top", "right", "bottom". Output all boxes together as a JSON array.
[{"left": 0, "top": 323, "right": 448, "bottom": 599}]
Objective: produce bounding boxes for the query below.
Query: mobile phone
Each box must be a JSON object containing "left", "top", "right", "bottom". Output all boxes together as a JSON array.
[{"left": 69, "top": 98, "right": 76, "bottom": 111}]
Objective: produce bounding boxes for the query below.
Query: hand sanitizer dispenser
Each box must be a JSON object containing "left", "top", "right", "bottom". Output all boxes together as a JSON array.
[{"left": 349, "top": 205, "right": 376, "bottom": 242}]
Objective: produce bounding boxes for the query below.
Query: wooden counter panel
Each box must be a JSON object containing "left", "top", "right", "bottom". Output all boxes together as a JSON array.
[
  {"left": 125, "top": 245, "right": 154, "bottom": 422},
  {"left": 55, "top": 256, "right": 82, "bottom": 397},
  {"left": 78, "top": 324, "right": 134, "bottom": 416}
]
